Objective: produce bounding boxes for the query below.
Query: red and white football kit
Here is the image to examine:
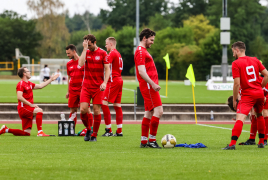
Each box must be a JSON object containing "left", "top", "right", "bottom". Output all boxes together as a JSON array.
[
  {"left": 134, "top": 46, "right": 162, "bottom": 111},
  {"left": 232, "top": 56, "right": 265, "bottom": 115},
  {"left": 103, "top": 49, "right": 123, "bottom": 103},
  {"left": 67, "top": 59, "right": 84, "bottom": 108},
  {"left": 80, "top": 48, "right": 109, "bottom": 105},
  {"left": 16, "top": 80, "right": 36, "bottom": 130}
]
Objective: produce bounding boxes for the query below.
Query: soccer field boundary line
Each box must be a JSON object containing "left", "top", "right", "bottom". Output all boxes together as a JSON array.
[
  {"left": 122, "top": 88, "right": 167, "bottom": 98},
  {"left": 197, "top": 124, "right": 250, "bottom": 133}
]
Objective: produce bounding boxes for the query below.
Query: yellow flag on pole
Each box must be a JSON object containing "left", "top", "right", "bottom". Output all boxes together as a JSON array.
[
  {"left": 163, "top": 53, "right": 170, "bottom": 69},
  {"left": 185, "top": 64, "right": 195, "bottom": 87}
]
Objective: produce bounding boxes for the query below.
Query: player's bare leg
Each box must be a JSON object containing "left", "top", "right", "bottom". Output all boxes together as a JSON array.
[
  {"left": 90, "top": 104, "right": 102, "bottom": 141},
  {"left": 101, "top": 100, "right": 113, "bottom": 136},
  {"left": 113, "top": 103, "right": 123, "bottom": 136},
  {"left": 80, "top": 102, "right": 91, "bottom": 141}
]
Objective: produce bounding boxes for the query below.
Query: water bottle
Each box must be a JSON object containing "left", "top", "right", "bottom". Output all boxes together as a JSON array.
[
  {"left": 59, "top": 123, "right": 62, "bottom": 134},
  {"left": 70, "top": 123, "right": 74, "bottom": 135},
  {"left": 60, "top": 112, "right": 66, "bottom": 121},
  {"left": 64, "top": 123, "right": 69, "bottom": 135},
  {"left": 210, "top": 110, "right": 214, "bottom": 120}
]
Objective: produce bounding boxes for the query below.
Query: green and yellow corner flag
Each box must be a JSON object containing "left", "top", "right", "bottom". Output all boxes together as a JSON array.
[
  {"left": 185, "top": 64, "right": 196, "bottom": 87},
  {"left": 185, "top": 64, "right": 197, "bottom": 124},
  {"left": 163, "top": 53, "right": 170, "bottom": 69}
]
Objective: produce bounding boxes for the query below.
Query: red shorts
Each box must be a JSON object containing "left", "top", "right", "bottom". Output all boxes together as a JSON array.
[
  {"left": 80, "top": 87, "right": 104, "bottom": 105},
  {"left": 18, "top": 106, "right": 35, "bottom": 130},
  {"left": 103, "top": 79, "right": 123, "bottom": 103},
  {"left": 140, "top": 87, "right": 162, "bottom": 111},
  {"left": 237, "top": 96, "right": 264, "bottom": 115},
  {"left": 68, "top": 92, "right": 80, "bottom": 108}
]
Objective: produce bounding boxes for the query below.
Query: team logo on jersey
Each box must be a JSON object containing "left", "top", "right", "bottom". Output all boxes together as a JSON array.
[{"left": 95, "top": 56, "right": 100, "bottom": 60}]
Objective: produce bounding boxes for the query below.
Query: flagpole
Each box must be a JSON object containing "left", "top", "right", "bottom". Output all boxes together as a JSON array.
[
  {"left": 192, "top": 84, "right": 197, "bottom": 124},
  {"left": 166, "top": 66, "right": 168, "bottom": 97}
]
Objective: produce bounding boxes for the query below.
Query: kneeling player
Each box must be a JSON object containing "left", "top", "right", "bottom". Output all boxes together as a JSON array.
[
  {"left": 101, "top": 37, "right": 124, "bottom": 137},
  {"left": 0, "top": 67, "right": 59, "bottom": 136}
]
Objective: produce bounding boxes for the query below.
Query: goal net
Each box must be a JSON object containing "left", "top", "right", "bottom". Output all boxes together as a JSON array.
[{"left": 210, "top": 65, "right": 233, "bottom": 81}]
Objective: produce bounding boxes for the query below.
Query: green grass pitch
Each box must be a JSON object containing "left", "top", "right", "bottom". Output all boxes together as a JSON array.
[
  {"left": 0, "top": 123, "right": 266, "bottom": 180},
  {"left": 0, "top": 80, "right": 232, "bottom": 103}
]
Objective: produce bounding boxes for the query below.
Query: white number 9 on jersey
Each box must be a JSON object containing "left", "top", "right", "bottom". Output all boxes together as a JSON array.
[{"left": 246, "top": 65, "right": 256, "bottom": 82}]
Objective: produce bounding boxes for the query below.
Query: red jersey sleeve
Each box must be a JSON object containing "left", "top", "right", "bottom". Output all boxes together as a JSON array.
[
  {"left": 136, "top": 48, "right": 146, "bottom": 66},
  {"left": 258, "top": 59, "right": 265, "bottom": 72},
  {"left": 16, "top": 81, "right": 25, "bottom": 92},
  {"left": 67, "top": 62, "right": 70, "bottom": 76},
  {"left": 108, "top": 52, "right": 114, "bottom": 64},
  {"left": 232, "top": 62, "right": 240, "bottom": 79},
  {"left": 30, "top": 82, "right": 36, "bottom": 89}
]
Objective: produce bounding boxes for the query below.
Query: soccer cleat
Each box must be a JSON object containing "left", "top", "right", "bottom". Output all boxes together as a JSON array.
[
  {"left": 264, "top": 140, "right": 267, "bottom": 146},
  {"left": 238, "top": 139, "right": 256, "bottom": 145},
  {"left": 140, "top": 143, "right": 148, "bottom": 148},
  {"left": 102, "top": 128, "right": 113, "bottom": 137},
  {"left": 222, "top": 144, "right": 235, "bottom": 150},
  {"left": 37, "top": 131, "right": 50, "bottom": 137},
  {"left": 147, "top": 141, "right": 162, "bottom": 149},
  {"left": 0, "top": 125, "right": 7, "bottom": 135},
  {"left": 89, "top": 136, "right": 97, "bottom": 142},
  {"left": 84, "top": 129, "right": 92, "bottom": 141},
  {"left": 258, "top": 143, "right": 265, "bottom": 148},
  {"left": 113, "top": 132, "right": 123, "bottom": 137}
]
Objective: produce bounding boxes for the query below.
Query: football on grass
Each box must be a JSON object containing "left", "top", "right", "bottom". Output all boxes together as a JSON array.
[{"left": 161, "top": 134, "right": 176, "bottom": 148}]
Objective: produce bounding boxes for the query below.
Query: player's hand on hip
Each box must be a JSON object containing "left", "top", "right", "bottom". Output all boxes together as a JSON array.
[
  {"left": 66, "top": 92, "right": 69, "bottom": 99},
  {"left": 83, "top": 40, "right": 88, "bottom": 49},
  {"left": 233, "top": 100, "right": 237, "bottom": 111},
  {"left": 152, "top": 83, "right": 161, "bottom": 91},
  {"left": 100, "top": 82, "right": 106, "bottom": 91},
  {"left": 30, "top": 104, "right": 39, "bottom": 108}
]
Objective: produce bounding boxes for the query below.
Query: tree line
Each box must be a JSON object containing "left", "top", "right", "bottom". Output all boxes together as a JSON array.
[{"left": 1, "top": 0, "right": 268, "bottom": 80}]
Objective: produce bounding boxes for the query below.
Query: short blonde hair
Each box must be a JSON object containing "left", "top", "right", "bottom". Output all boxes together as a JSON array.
[{"left": 106, "top": 37, "right": 117, "bottom": 46}]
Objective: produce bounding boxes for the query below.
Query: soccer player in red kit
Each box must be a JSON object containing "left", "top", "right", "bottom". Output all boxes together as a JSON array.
[
  {"left": 65, "top": 44, "right": 93, "bottom": 130},
  {"left": 79, "top": 34, "right": 110, "bottom": 142},
  {"left": 0, "top": 67, "right": 59, "bottom": 136},
  {"left": 223, "top": 41, "right": 268, "bottom": 150},
  {"left": 134, "top": 28, "right": 163, "bottom": 148},
  {"left": 101, "top": 37, "right": 124, "bottom": 137}
]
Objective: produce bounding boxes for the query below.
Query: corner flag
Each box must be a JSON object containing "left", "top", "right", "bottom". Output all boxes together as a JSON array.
[
  {"left": 163, "top": 53, "right": 170, "bottom": 69},
  {"left": 185, "top": 64, "right": 195, "bottom": 87}
]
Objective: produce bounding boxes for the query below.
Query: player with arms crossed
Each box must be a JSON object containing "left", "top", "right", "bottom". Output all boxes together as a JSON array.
[
  {"left": 0, "top": 67, "right": 59, "bottom": 136},
  {"left": 223, "top": 41, "right": 268, "bottom": 150},
  {"left": 66, "top": 44, "right": 93, "bottom": 130},
  {"left": 101, "top": 37, "right": 124, "bottom": 137},
  {"left": 134, "top": 28, "right": 163, "bottom": 148},
  {"left": 79, "top": 34, "right": 110, "bottom": 142}
]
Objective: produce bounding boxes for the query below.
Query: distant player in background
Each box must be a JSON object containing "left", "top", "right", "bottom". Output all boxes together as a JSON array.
[
  {"left": 0, "top": 67, "right": 59, "bottom": 136},
  {"left": 43, "top": 64, "right": 50, "bottom": 82},
  {"left": 101, "top": 37, "right": 124, "bottom": 137},
  {"left": 223, "top": 41, "right": 268, "bottom": 150},
  {"left": 79, "top": 34, "right": 110, "bottom": 142},
  {"left": 134, "top": 28, "right": 163, "bottom": 148},
  {"left": 65, "top": 44, "right": 93, "bottom": 129}
]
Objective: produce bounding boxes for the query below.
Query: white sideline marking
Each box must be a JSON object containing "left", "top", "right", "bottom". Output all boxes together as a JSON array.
[
  {"left": 123, "top": 88, "right": 167, "bottom": 98},
  {"left": 197, "top": 124, "right": 250, "bottom": 133}
]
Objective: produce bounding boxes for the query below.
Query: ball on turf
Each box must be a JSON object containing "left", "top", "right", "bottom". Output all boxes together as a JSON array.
[{"left": 161, "top": 134, "right": 176, "bottom": 148}]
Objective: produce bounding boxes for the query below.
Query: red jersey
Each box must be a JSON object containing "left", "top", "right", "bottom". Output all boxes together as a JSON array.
[
  {"left": 67, "top": 59, "right": 84, "bottom": 93},
  {"left": 82, "top": 48, "right": 109, "bottom": 89},
  {"left": 16, "top": 80, "right": 35, "bottom": 109},
  {"left": 134, "top": 46, "right": 159, "bottom": 91},
  {"left": 108, "top": 49, "right": 123, "bottom": 82},
  {"left": 232, "top": 56, "right": 265, "bottom": 96}
]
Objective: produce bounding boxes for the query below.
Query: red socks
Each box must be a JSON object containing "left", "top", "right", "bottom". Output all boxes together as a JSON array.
[
  {"left": 114, "top": 106, "right": 123, "bottom": 134},
  {"left": 102, "top": 105, "right": 112, "bottom": 132},
  {"left": 92, "top": 114, "right": 101, "bottom": 137},
  {"left": 80, "top": 113, "right": 90, "bottom": 130},
  {"left": 264, "top": 117, "right": 268, "bottom": 141},
  {"left": 257, "top": 116, "right": 265, "bottom": 144},
  {"left": 230, "top": 120, "right": 243, "bottom": 146},
  {"left": 141, "top": 117, "right": 150, "bottom": 144},
  {"left": 88, "top": 113, "right": 93, "bottom": 127},
  {"left": 36, "top": 112, "right": 43, "bottom": 131},
  {"left": 8, "top": 129, "right": 30, "bottom": 136},
  {"left": 149, "top": 116, "right": 160, "bottom": 142},
  {"left": 249, "top": 115, "right": 257, "bottom": 140}
]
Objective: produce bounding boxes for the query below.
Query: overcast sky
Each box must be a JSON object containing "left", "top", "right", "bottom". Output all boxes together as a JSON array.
[{"left": 0, "top": 0, "right": 267, "bottom": 19}]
